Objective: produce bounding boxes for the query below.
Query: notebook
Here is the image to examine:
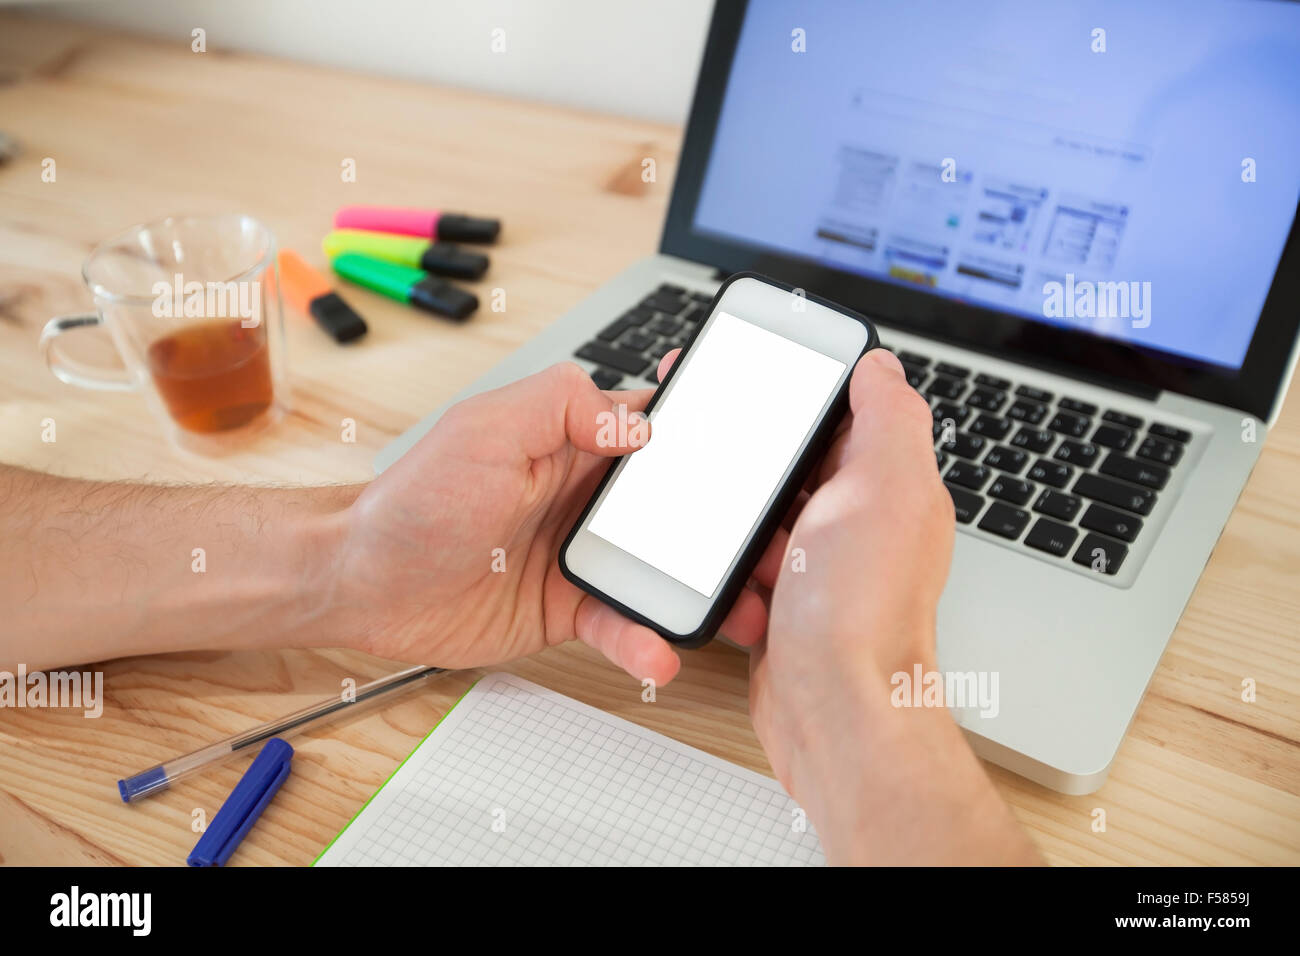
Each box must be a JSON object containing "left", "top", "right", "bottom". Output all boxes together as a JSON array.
[{"left": 314, "top": 672, "right": 824, "bottom": 866}]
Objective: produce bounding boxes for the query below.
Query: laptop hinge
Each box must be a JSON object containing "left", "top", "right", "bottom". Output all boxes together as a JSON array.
[{"left": 706, "top": 270, "right": 1159, "bottom": 402}]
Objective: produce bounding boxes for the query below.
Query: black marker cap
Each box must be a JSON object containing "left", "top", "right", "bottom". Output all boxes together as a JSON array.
[
  {"left": 309, "top": 292, "right": 368, "bottom": 343},
  {"left": 436, "top": 213, "right": 500, "bottom": 244},
  {"left": 419, "top": 241, "right": 489, "bottom": 280},
  {"left": 409, "top": 276, "right": 478, "bottom": 321}
]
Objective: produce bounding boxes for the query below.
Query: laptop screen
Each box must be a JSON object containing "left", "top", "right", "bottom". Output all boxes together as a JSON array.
[{"left": 691, "top": 0, "right": 1300, "bottom": 371}]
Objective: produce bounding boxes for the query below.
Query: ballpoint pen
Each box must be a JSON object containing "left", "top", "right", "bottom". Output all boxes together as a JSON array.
[{"left": 118, "top": 665, "right": 449, "bottom": 802}]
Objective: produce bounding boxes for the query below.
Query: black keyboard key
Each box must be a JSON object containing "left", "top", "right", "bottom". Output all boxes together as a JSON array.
[
  {"left": 575, "top": 342, "right": 650, "bottom": 376},
  {"left": 1072, "top": 533, "right": 1128, "bottom": 575},
  {"left": 1024, "top": 518, "right": 1079, "bottom": 558},
  {"left": 983, "top": 445, "right": 1029, "bottom": 475},
  {"left": 970, "top": 415, "right": 1012, "bottom": 442},
  {"left": 621, "top": 330, "right": 656, "bottom": 353},
  {"left": 1047, "top": 410, "right": 1091, "bottom": 438},
  {"left": 988, "top": 474, "right": 1034, "bottom": 506},
  {"left": 1033, "top": 488, "right": 1082, "bottom": 522},
  {"left": 1011, "top": 427, "right": 1056, "bottom": 453},
  {"left": 897, "top": 350, "right": 932, "bottom": 367},
  {"left": 589, "top": 368, "right": 623, "bottom": 390},
  {"left": 1058, "top": 397, "right": 1098, "bottom": 415},
  {"left": 1103, "top": 410, "right": 1144, "bottom": 430},
  {"left": 944, "top": 460, "right": 991, "bottom": 491},
  {"left": 935, "top": 450, "right": 949, "bottom": 471},
  {"left": 974, "top": 372, "right": 1011, "bottom": 390},
  {"left": 1016, "top": 384, "right": 1053, "bottom": 403},
  {"left": 926, "top": 374, "right": 967, "bottom": 401},
  {"left": 932, "top": 402, "right": 971, "bottom": 427},
  {"left": 1053, "top": 439, "right": 1098, "bottom": 467},
  {"left": 1073, "top": 473, "right": 1156, "bottom": 516},
  {"left": 902, "top": 364, "right": 928, "bottom": 390},
  {"left": 944, "top": 483, "right": 984, "bottom": 524},
  {"left": 660, "top": 283, "right": 685, "bottom": 295},
  {"left": 1149, "top": 422, "right": 1192, "bottom": 443},
  {"left": 941, "top": 432, "right": 986, "bottom": 460},
  {"left": 1136, "top": 435, "right": 1184, "bottom": 466},
  {"left": 966, "top": 387, "right": 1007, "bottom": 412},
  {"left": 689, "top": 291, "right": 713, "bottom": 306},
  {"left": 978, "top": 501, "right": 1030, "bottom": 539},
  {"left": 641, "top": 290, "right": 687, "bottom": 314},
  {"left": 935, "top": 361, "right": 970, "bottom": 379},
  {"left": 1099, "top": 452, "right": 1170, "bottom": 490},
  {"left": 1006, "top": 399, "right": 1048, "bottom": 424},
  {"left": 679, "top": 305, "right": 705, "bottom": 323},
  {"left": 1080, "top": 503, "right": 1142, "bottom": 543},
  {"left": 598, "top": 316, "right": 640, "bottom": 341},
  {"left": 1090, "top": 423, "right": 1134, "bottom": 451},
  {"left": 648, "top": 317, "right": 683, "bottom": 336},
  {"left": 1028, "top": 458, "right": 1073, "bottom": 488}
]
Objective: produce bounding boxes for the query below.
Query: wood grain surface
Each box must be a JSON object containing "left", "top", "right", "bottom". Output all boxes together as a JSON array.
[{"left": 0, "top": 15, "right": 1296, "bottom": 866}]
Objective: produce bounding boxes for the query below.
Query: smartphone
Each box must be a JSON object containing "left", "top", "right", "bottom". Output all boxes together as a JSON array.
[{"left": 559, "top": 272, "right": 877, "bottom": 647}]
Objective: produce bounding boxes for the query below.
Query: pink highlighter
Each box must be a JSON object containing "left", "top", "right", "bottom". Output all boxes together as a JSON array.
[{"left": 334, "top": 205, "right": 500, "bottom": 244}]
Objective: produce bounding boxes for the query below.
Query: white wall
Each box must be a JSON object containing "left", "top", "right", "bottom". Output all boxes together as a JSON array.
[{"left": 33, "top": 0, "right": 715, "bottom": 123}]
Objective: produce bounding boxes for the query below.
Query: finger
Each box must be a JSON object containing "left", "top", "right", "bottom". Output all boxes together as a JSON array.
[
  {"left": 489, "top": 362, "right": 652, "bottom": 460},
  {"left": 574, "top": 595, "right": 682, "bottom": 686},
  {"left": 847, "top": 347, "right": 907, "bottom": 414},
  {"left": 781, "top": 488, "right": 811, "bottom": 531},
  {"left": 829, "top": 409, "right": 854, "bottom": 443},
  {"left": 751, "top": 525, "right": 790, "bottom": 589},
  {"left": 656, "top": 348, "right": 682, "bottom": 383},
  {"left": 844, "top": 349, "right": 934, "bottom": 466},
  {"left": 817, "top": 428, "right": 853, "bottom": 485},
  {"left": 716, "top": 586, "right": 768, "bottom": 647},
  {"left": 598, "top": 348, "right": 678, "bottom": 425},
  {"left": 606, "top": 386, "right": 655, "bottom": 415}
]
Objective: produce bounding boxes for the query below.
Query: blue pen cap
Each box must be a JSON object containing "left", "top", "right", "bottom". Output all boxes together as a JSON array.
[
  {"left": 187, "top": 738, "right": 294, "bottom": 867},
  {"left": 118, "top": 764, "right": 169, "bottom": 803}
]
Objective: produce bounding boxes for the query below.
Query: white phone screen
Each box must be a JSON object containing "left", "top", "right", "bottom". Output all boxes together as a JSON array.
[{"left": 587, "top": 310, "right": 846, "bottom": 597}]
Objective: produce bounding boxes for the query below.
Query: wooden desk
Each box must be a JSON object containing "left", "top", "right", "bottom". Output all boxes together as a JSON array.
[{"left": 0, "top": 16, "right": 1296, "bottom": 866}]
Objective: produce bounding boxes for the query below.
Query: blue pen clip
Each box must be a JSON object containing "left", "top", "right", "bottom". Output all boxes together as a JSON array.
[{"left": 187, "top": 738, "right": 293, "bottom": 867}]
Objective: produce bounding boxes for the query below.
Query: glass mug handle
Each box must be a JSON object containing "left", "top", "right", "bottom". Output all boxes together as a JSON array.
[{"left": 39, "top": 313, "right": 136, "bottom": 391}]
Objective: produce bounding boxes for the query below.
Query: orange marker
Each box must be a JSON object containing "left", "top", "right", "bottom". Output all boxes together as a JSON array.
[{"left": 277, "top": 249, "right": 368, "bottom": 343}]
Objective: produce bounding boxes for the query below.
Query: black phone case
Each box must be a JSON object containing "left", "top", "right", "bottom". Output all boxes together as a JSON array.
[{"left": 558, "top": 271, "right": 880, "bottom": 648}]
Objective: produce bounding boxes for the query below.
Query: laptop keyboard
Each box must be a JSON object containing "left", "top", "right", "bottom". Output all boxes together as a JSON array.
[
  {"left": 573, "top": 283, "right": 712, "bottom": 390},
  {"left": 572, "top": 283, "right": 1193, "bottom": 584},
  {"left": 885, "top": 342, "right": 1192, "bottom": 580}
]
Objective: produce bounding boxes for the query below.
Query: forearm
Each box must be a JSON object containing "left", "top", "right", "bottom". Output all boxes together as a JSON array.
[
  {"left": 0, "top": 466, "right": 360, "bottom": 670},
  {"left": 790, "top": 658, "right": 1043, "bottom": 866}
]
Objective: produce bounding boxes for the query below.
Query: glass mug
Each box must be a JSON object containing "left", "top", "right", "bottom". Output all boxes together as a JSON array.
[{"left": 40, "top": 214, "right": 288, "bottom": 454}]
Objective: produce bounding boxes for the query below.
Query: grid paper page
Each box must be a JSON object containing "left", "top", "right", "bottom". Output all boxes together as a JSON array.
[{"left": 315, "top": 673, "right": 824, "bottom": 866}]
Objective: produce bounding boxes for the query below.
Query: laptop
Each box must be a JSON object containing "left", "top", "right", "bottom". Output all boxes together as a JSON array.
[{"left": 377, "top": 0, "right": 1300, "bottom": 793}]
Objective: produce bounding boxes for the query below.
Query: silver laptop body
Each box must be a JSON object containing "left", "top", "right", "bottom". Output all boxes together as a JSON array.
[{"left": 376, "top": 1, "right": 1300, "bottom": 793}]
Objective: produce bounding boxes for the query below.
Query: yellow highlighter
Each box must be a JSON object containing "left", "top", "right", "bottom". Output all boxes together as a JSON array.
[{"left": 323, "top": 228, "right": 488, "bottom": 280}]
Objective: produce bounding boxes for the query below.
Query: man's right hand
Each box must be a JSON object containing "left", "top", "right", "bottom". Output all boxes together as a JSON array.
[{"left": 748, "top": 348, "right": 1041, "bottom": 865}]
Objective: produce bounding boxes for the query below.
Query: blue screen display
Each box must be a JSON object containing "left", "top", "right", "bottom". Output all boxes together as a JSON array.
[{"left": 693, "top": 0, "right": 1300, "bottom": 369}]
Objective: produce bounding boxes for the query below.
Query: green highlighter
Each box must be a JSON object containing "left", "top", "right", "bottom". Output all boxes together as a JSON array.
[
  {"left": 331, "top": 252, "right": 478, "bottom": 321},
  {"left": 324, "top": 229, "right": 488, "bottom": 280}
]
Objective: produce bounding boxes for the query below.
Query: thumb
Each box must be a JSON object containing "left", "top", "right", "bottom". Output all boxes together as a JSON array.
[{"left": 488, "top": 361, "right": 652, "bottom": 460}]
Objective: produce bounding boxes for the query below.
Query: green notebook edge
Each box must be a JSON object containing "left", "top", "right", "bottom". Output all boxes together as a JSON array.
[{"left": 311, "top": 673, "right": 484, "bottom": 866}]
